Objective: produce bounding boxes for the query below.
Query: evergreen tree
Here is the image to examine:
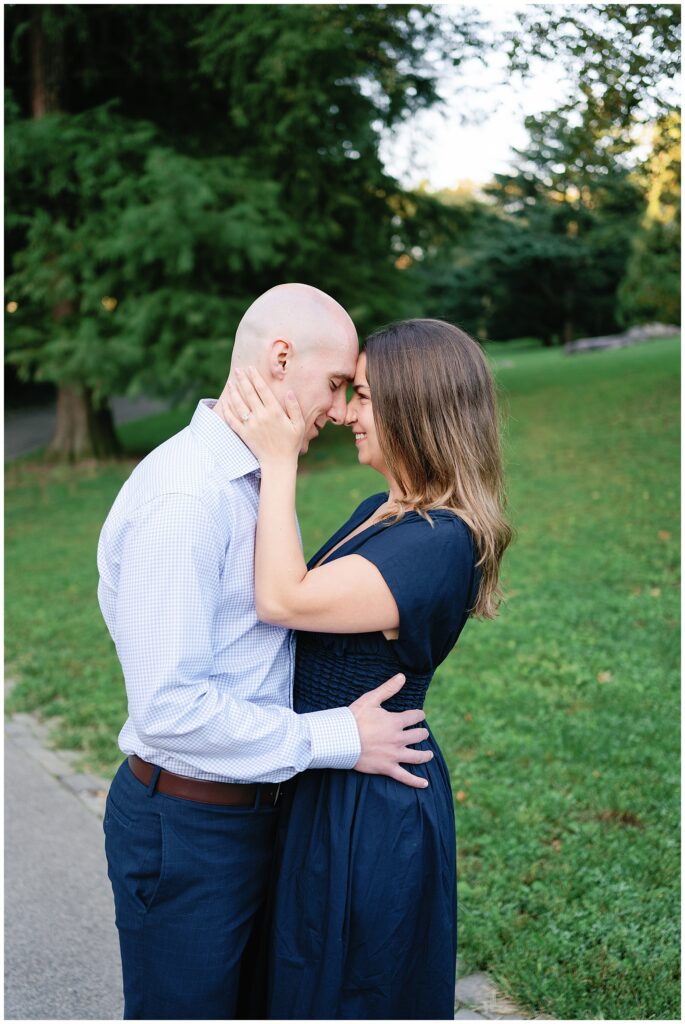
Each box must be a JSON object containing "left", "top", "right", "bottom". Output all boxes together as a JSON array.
[
  {"left": 5, "top": 4, "right": 484, "bottom": 458},
  {"left": 617, "top": 113, "right": 681, "bottom": 326},
  {"left": 413, "top": 105, "right": 644, "bottom": 345},
  {"left": 484, "top": 105, "right": 643, "bottom": 342}
]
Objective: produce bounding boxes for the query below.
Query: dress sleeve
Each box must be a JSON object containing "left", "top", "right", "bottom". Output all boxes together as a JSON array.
[{"left": 356, "top": 512, "right": 477, "bottom": 673}]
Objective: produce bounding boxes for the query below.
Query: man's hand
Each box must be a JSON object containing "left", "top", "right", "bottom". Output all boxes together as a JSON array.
[{"left": 349, "top": 673, "right": 432, "bottom": 789}]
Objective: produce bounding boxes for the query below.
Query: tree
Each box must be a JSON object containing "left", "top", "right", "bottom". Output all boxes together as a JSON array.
[
  {"left": 411, "top": 102, "right": 645, "bottom": 345},
  {"left": 175, "top": 4, "right": 485, "bottom": 327},
  {"left": 21, "top": 6, "right": 120, "bottom": 456},
  {"left": 5, "top": 4, "right": 486, "bottom": 459},
  {"left": 402, "top": 5, "right": 680, "bottom": 346},
  {"left": 617, "top": 112, "right": 681, "bottom": 326},
  {"left": 491, "top": 4, "right": 680, "bottom": 341},
  {"left": 505, "top": 4, "right": 681, "bottom": 127},
  {"left": 5, "top": 105, "right": 295, "bottom": 455},
  {"left": 402, "top": 187, "right": 502, "bottom": 340},
  {"left": 486, "top": 103, "right": 644, "bottom": 342}
]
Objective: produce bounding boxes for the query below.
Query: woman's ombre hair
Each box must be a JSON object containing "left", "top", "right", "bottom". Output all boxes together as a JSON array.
[{"left": 363, "top": 318, "right": 513, "bottom": 619}]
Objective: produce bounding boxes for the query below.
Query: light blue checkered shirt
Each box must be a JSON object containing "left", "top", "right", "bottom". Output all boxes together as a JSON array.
[{"left": 97, "top": 398, "right": 361, "bottom": 783}]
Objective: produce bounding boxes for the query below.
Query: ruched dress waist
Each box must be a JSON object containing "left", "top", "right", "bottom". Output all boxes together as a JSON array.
[{"left": 293, "top": 631, "right": 433, "bottom": 713}]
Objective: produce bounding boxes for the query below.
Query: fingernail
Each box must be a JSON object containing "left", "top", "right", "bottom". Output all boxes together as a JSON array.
[{"left": 236, "top": 368, "right": 243, "bottom": 376}]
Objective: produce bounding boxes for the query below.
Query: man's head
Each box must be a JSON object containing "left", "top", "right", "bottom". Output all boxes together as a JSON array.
[{"left": 226, "top": 283, "right": 358, "bottom": 453}]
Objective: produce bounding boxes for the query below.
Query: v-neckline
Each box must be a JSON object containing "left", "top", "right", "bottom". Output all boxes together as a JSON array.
[{"left": 308, "top": 492, "right": 389, "bottom": 570}]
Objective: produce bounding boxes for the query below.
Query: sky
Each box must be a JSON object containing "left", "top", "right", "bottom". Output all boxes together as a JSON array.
[
  {"left": 379, "top": 5, "right": 573, "bottom": 192},
  {"left": 381, "top": 62, "right": 569, "bottom": 191}
]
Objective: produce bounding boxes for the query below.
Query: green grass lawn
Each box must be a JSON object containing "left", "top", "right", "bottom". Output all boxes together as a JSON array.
[{"left": 5, "top": 337, "right": 680, "bottom": 1019}]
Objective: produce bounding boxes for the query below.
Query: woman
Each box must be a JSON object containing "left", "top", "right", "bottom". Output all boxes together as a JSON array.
[{"left": 222, "top": 318, "right": 512, "bottom": 1020}]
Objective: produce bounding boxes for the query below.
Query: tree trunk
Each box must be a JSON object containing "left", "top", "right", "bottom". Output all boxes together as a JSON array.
[
  {"left": 562, "top": 319, "right": 574, "bottom": 345},
  {"left": 31, "top": 9, "right": 120, "bottom": 460},
  {"left": 47, "top": 385, "right": 121, "bottom": 461},
  {"left": 31, "top": 9, "right": 63, "bottom": 118}
]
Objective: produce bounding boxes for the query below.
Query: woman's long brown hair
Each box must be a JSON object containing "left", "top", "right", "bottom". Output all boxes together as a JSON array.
[{"left": 364, "top": 318, "right": 513, "bottom": 619}]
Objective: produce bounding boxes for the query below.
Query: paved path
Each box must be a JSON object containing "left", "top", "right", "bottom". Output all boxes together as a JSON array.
[
  {"left": 454, "top": 972, "right": 552, "bottom": 1019},
  {"left": 4, "top": 396, "right": 168, "bottom": 460},
  {"left": 5, "top": 721, "right": 123, "bottom": 1019}
]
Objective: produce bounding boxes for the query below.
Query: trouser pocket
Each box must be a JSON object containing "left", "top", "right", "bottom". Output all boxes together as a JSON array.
[{"left": 104, "top": 786, "right": 167, "bottom": 919}]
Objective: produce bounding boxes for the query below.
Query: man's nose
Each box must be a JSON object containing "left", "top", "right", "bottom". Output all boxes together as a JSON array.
[{"left": 327, "top": 388, "right": 348, "bottom": 425}]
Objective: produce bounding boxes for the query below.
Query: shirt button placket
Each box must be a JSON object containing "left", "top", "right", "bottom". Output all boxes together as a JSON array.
[{"left": 288, "top": 633, "right": 296, "bottom": 709}]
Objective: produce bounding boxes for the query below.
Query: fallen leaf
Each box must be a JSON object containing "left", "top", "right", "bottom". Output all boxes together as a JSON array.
[
  {"left": 597, "top": 670, "right": 613, "bottom": 683},
  {"left": 658, "top": 530, "right": 671, "bottom": 541},
  {"left": 650, "top": 587, "right": 661, "bottom": 597},
  {"left": 551, "top": 839, "right": 562, "bottom": 852},
  {"left": 463, "top": 712, "right": 473, "bottom": 722},
  {"left": 456, "top": 790, "right": 467, "bottom": 802},
  {"left": 596, "top": 809, "right": 644, "bottom": 828}
]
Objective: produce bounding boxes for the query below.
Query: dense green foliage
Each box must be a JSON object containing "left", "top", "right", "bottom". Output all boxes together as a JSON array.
[
  {"left": 5, "top": 104, "right": 294, "bottom": 403},
  {"left": 506, "top": 4, "right": 681, "bottom": 124},
  {"left": 4, "top": 4, "right": 680, "bottom": 448},
  {"left": 6, "top": 337, "right": 680, "bottom": 1018},
  {"left": 618, "top": 113, "right": 682, "bottom": 325},
  {"left": 411, "top": 3, "right": 681, "bottom": 343},
  {"left": 5, "top": 4, "right": 479, "bottom": 407}
]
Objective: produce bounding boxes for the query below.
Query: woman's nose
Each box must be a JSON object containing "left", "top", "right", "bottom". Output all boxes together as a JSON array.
[{"left": 344, "top": 400, "right": 357, "bottom": 426}]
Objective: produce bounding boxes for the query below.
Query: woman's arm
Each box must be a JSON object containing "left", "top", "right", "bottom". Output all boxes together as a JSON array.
[
  {"left": 221, "top": 368, "right": 400, "bottom": 633},
  {"left": 255, "top": 460, "right": 399, "bottom": 631}
]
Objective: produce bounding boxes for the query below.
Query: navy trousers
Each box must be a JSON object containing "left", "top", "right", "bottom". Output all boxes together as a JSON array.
[{"left": 103, "top": 759, "right": 278, "bottom": 1020}]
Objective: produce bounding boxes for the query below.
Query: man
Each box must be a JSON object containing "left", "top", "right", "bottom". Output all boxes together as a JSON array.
[{"left": 98, "top": 283, "right": 432, "bottom": 1019}]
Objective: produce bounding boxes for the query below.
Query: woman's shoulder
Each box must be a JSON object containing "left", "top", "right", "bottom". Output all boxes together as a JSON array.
[
  {"left": 380, "top": 509, "right": 477, "bottom": 578},
  {"left": 391, "top": 506, "right": 473, "bottom": 544}
]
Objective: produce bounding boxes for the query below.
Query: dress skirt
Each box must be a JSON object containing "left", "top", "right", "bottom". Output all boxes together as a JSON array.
[{"left": 265, "top": 708, "right": 457, "bottom": 1020}]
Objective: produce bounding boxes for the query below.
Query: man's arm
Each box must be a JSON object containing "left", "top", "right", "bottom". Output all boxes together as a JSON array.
[{"left": 107, "top": 494, "right": 431, "bottom": 787}]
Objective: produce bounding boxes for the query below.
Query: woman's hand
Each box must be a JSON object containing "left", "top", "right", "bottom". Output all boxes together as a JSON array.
[{"left": 219, "top": 366, "right": 305, "bottom": 466}]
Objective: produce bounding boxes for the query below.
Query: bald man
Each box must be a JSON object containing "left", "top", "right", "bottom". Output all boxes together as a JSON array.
[{"left": 97, "top": 284, "right": 431, "bottom": 1019}]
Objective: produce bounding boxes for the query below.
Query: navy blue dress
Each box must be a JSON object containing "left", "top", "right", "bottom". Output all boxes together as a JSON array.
[{"left": 265, "top": 492, "right": 480, "bottom": 1020}]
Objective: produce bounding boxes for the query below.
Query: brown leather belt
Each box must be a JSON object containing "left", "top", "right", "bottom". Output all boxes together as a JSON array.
[{"left": 127, "top": 754, "right": 282, "bottom": 807}]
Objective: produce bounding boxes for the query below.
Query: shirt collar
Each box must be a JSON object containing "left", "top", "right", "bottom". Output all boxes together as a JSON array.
[{"left": 189, "top": 399, "right": 260, "bottom": 481}]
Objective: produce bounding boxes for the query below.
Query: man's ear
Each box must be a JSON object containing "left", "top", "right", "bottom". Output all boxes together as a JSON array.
[{"left": 268, "top": 339, "right": 291, "bottom": 380}]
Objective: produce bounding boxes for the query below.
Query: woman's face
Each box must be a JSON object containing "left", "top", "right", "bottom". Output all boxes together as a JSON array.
[{"left": 344, "top": 352, "right": 387, "bottom": 475}]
